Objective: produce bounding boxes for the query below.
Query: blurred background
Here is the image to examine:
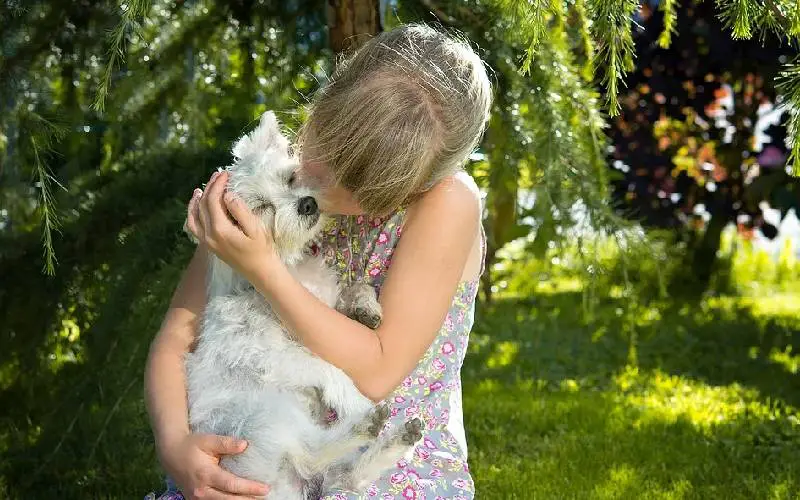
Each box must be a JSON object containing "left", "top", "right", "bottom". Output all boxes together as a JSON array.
[{"left": 1, "top": 0, "right": 799, "bottom": 498}]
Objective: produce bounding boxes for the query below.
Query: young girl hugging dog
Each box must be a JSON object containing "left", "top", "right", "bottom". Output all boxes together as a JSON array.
[{"left": 145, "top": 23, "right": 492, "bottom": 500}]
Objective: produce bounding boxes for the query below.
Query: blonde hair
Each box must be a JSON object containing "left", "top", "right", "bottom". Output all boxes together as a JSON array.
[{"left": 297, "top": 23, "right": 492, "bottom": 215}]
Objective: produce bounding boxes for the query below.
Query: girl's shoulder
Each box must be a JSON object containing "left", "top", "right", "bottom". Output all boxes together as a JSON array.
[{"left": 406, "top": 171, "right": 482, "bottom": 225}]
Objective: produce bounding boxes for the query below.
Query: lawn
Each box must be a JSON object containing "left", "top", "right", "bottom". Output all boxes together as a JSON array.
[
  {"left": 1, "top": 260, "right": 799, "bottom": 498},
  {"left": 466, "top": 290, "right": 800, "bottom": 499}
]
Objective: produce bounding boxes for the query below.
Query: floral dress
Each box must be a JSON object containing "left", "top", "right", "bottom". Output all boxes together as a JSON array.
[
  {"left": 313, "top": 208, "right": 482, "bottom": 500},
  {"left": 147, "top": 205, "right": 483, "bottom": 500}
]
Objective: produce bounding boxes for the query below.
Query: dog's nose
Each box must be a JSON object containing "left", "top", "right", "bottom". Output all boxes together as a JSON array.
[{"left": 297, "top": 196, "right": 319, "bottom": 216}]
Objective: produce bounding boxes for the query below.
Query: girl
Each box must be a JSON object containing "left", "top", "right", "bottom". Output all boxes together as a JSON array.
[{"left": 145, "top": 23, "right": 492, "bottom": 500}]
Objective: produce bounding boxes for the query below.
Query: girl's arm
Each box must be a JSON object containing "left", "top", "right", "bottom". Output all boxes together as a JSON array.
[
  {"left": 193, "top": 172, "right": 480, "bottom": 402},
  {"left": 144, "top": 245, "right": 206, "bottom": 455},
  {"left": 144, "top": 244, "right": 269, "bottom": 498}
]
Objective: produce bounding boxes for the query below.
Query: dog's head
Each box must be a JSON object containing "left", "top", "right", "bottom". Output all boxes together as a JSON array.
[{"left": 226, "top": 111, "right": 324, "bottom": 264}]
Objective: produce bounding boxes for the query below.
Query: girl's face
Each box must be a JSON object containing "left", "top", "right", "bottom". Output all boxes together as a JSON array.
[{"left": 298, "top": 160, "right": 363, "bottom": 216}]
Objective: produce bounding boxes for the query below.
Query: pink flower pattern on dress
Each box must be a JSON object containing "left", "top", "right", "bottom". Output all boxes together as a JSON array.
[{"left": 310, "top": 208, "right": 482, "bottom": 499}]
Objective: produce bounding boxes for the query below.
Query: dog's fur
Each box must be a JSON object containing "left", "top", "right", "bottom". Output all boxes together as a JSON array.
[{"left": 185, "top": 112, "right": 421, "bottom": 499}]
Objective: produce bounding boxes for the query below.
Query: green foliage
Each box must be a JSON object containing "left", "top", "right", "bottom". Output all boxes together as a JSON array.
[
  {"left": 777, "top": 60, "right": 800, "bottom": 175},
  {"left": 22, "top": 111, "right": 67, "bottom": 275}
]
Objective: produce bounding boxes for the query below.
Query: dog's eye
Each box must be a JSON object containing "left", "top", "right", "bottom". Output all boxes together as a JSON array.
[{"left": 288, "top": 172, "right": 296, "bottom": 186}]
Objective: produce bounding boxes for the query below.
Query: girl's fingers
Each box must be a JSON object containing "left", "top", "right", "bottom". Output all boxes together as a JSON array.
[
  {"left": 224, "top": 193, "right": 258, "bottom": 238},
  {"left": 203, "top": 171, "right": 231, "bottom": 233},
  {"left": 208, "top": 467, "right": 269, "bottom": 496},
  {"left": 192, "top": 487, "right": 259, "bottom": 500}
]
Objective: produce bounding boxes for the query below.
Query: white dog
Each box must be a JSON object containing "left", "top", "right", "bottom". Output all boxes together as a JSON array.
[{"left": 185, "top": 112, "right": 422, "bottom": 499}]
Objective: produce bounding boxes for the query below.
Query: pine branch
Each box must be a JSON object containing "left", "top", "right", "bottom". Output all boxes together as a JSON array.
[
  {"left": 93, "top": 0, "right": 153, "bottom": 112},
  {"left": 571, "top": 0, "right": 595, "bottom": 80},
  {"left": 658, "top": 0, "right": 679, "bottom": 48},
  {"left": 717, "top": 0, "right": 754, "bottom": 39},
  {"left": 31, "top": 137, "right": 61, "bottom": 276},
  {"left": 20, "top": 111, "right": 67, "bottom": 275},
  {"left": 763, "top": 0, "right": 791, "bottom": 32},
  {"left": 501, "top": 0, "right": 553, "bottom": 73},
  {"left": 791, "top": 0, "right": 800, "bottom": 37},
  {"left": 776, "top": 61, "right": 800, "bottom": 175},
  {"left": 586, "top": 0, "right": 639, "bottom": 117}
]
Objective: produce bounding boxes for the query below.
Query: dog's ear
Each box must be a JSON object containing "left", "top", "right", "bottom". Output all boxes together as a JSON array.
[{"left": 232, "top": 111, "right": 288, "bottom": 161}]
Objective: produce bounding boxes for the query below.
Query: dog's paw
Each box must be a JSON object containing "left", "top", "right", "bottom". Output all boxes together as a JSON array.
[
  {"left": 182, "top": 218, "right": 199, "bottom": 244},
  {"left": 339, "top": 282, "right": 383, "bottom": 330},
  {"left": 401, "top": 418, "right": 423, "bottom": 445},
  {"left": 354, "top": 305, "right": 382, "bottom": 329},
  {"left": 365, "top": 403, "right": 390, "bottom": 437}
]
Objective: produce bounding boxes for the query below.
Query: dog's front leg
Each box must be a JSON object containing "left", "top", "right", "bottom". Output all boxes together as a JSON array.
[{"left": 337, "top": 282, "right": 382, "bottom": 329}]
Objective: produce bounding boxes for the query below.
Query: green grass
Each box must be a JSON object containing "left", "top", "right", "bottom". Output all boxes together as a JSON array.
[
  {"left": 1, "top": 252, "right": 799, "bottom": 498},
  {"left": 465, "top": 290, "right": 800, "bottom": 499}
]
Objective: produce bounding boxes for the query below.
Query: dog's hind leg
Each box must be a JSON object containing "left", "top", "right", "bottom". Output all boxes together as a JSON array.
[
  {"left": 292, "top": 403, "right": 391, "bottom": 479},
  {"left": 324, "top": 417, "right": 423, "bottom": 492}
]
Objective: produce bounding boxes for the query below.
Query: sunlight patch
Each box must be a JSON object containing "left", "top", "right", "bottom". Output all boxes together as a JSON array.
[
  {"left": 743, "top": 294, "right": 800, "bottom": 324},
  {"left": 614, "top": 366, "right": 756, "bottom": 429},
  {"left": 529, "top": 277, "right": 583, "bottom": 295},
  {"left": 768, "top": 346, "right": 800, "bottom": 375},
  {"left": 592, "top": 464, "right": 638, "bottom": 499},
  {"left": 485, "top": 341, "right": 519, "bottom": 369}
]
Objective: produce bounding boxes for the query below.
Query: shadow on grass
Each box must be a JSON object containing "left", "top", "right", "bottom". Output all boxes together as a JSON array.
[{"left": 468, "top": 292, "right": 800, "bottom": 408}]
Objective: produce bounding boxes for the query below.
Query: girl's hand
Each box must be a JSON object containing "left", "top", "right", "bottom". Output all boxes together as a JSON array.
[
  {"left": 186, "top": 170, "right": 279, "bottom": 284},
  {"left": 159, "top": 432, "right": 269, "bottom": 499}
]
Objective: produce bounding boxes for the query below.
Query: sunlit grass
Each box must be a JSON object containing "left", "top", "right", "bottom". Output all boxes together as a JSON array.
[{"left": 615, "top": 365, "right": 754, "bottom": 429}]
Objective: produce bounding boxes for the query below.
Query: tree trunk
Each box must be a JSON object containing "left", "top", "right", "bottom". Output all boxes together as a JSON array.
[
  {"left": 480, "top": 72, "right": 514, "bottom": 304},
  {"left": 327, "top": 0, "right": 381, "bottom": 54},
  {"left": 691, "top": 210, "right": 728, "bottom": 289}
]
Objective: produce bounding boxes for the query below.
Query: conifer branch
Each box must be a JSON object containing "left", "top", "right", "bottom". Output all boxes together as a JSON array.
[
  {"left": 658, "top": 0, "right": 679, "bottom": 48},
  {"left": 586, "top": 0, "right": 638, "bottom": 116},
  {"left": 763, "top": 0, "right": 791, "bottom": 32},
  {"left": 776, "top": 61, "right": 800, "bottom": 175},
  {"left": 22, "top": 111, "right": 66, "bottom": 275},
  {"left": 717, "top": 0, "right": 754, "bottom": 39},
  {"left": 504, "top": 0, "right": 552, "bottom": 73},
  {"left": 572, "top": 0, "right": 595, "bottom": 80},
  {"left": 94, "top": 0, "right": 152, "bottom": 112},
  {"left": 32, "top": 137, "right": 60, "bottom": 275}
]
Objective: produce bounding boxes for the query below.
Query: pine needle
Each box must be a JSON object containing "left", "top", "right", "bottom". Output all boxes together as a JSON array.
[{"left": 93, "top": 0, "right": 153, "bottom": 112}]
